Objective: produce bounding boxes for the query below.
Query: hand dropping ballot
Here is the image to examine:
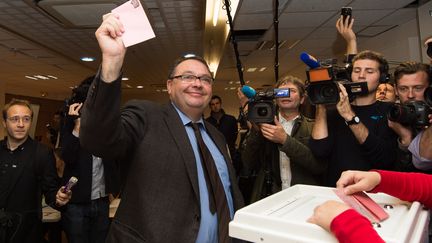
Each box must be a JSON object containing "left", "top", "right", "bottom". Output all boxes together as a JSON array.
[
  {"left": 111, "top": 0, "right": 155, "bottom": 47},
  {"left": 229, "top": 184, "right": 429, "bottom": 243}
]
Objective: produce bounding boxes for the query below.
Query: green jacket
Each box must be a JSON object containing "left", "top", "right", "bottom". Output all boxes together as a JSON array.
[{"left": 240, "top": 115, "right": 325, "bottom": 203}]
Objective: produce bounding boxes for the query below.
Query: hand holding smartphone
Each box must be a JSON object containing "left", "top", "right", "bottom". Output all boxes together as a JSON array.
[
  {"left": 63, "top": 176, "right": 78, "bottom": 192},
  {"left": 341, "top": 7, "right": 352, "bottom": 23}
]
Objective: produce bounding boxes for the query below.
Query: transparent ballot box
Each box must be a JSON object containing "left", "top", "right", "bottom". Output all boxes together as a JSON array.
[{"left": 229, "top": 184, "right": 429, "bottom": 243}]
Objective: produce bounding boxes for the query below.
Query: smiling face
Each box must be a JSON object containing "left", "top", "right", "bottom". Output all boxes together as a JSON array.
[
  {"left": 3, "top": 104, "right": 32, "bottom": 145},
  {"left": 167, "top": 59, "right": 212, "bottom": 120}
]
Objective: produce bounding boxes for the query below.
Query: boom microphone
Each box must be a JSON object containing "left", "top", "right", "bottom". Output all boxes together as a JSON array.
[
  {"left": 241, "top": 85, "right": 256, "bottom": 99},
  {"left": 300, "top": 52, "right": 320, "bottom": 69}
]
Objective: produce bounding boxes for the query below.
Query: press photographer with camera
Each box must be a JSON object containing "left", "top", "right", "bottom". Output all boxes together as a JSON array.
[
  {"left": 387, "top": 61, "right": 432, "bottom": 171},
  {"left": 309, "top": 50, "right": 398, "bottom": 186},
  {"left": 60, "top": 76, "right": 120, "bottom": 243},
  {"left": 239, "top": 76, "right": 324, "bottom": 203}
]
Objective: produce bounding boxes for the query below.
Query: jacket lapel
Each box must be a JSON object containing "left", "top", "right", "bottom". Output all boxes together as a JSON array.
[{"left": 162, "top": 104, "right": 200, "bottom": 203}]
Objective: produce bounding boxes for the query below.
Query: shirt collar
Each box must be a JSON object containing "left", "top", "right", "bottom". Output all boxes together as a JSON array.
[{"left": 171, "top": 102, "right": 206, "bottom": 128}]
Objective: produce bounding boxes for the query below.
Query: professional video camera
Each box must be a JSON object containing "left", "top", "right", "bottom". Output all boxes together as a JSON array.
[
  {"left": 387, "top": 89, "right": 432, "bottom": 128},
  {"left": 247, "top": 88, "right": 290, "bottom": 124},
  {"left": 301, "top": 53, "right": 368, "bottom": 105}
]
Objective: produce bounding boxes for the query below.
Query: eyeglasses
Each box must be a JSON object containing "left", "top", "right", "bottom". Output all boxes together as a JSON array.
[
  {"left": 170, "top": 74, "right": 214, "bottom": 85},
  {"left": 7, "top": 116, "right": 32, "bottom": 124}
]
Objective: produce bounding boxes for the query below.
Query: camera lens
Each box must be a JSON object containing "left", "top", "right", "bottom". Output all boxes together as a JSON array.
[
  {"left": 321, "top": 85, "right": 337, "bottom": 98},
  {"left": 387, "top": 103, "right": 416, "bottom": 125},
  {"left": 257, "top": 107, "right": 268, "bottom": 116}
]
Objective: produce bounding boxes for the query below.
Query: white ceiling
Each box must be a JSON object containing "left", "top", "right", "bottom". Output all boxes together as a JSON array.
[{"left": 0, "top": 0, "right": 427, "bottom": 105}]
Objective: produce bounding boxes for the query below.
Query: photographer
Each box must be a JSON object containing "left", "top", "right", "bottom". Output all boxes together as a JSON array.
[
  {"left": 309, "top": 50, "right": 398, "bottom": 186},
  {"left": 240, "top": 76, "right": 324, "bottom": 203},
  {"left": 60, "top": 78, "right": 120, "bottom": 243},
  {"left": 389, "top": 61, "right": 432, "bottom": 171}
]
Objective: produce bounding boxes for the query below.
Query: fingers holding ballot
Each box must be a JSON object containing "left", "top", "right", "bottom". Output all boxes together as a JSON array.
[
  {"left": 336, "top": 170, "right": 382, "bottom": 195},
  {"left": 97, "top": 13, "right": 127, "bottom": 83},
  {"left": 96, "top": 0, "right": 155, "bottom": 82}
]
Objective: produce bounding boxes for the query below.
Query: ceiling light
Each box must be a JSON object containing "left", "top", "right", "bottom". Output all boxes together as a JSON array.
[
  {"left": 80, "top": 56, "right": 95, "bottom": 62},
  {"left": 247, "top": 68, "right": 257, "bottom": 72},
  {"left": 25, "top": 75, "right": 38, "bottom": 80},
  {"left": 34, "top": 75, "right": 49, "bottom": 80},
  {"left": 122, "top": 77, "right": 129, "bottom": 81},
  {"left": 183, "top": 53, "right": 196, "bottom": 58},
  {"left": 259, "top": 67, "right": 267, "bottom": 72},
  {"left": 213, "top": 0, "right": 220, "bottom": 26},
  {"left": 137, "top": 85, "right": 144, "bottom": 89}
]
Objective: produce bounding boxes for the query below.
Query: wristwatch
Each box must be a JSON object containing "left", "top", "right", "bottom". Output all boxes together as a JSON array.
[{"left": 345, "top": 116, "right": 360, "bottom": 126}]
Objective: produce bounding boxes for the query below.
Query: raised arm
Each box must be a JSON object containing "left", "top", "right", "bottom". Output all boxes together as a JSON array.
[{"left": 96, "top": 13, "right": 127, "bottom": 82}]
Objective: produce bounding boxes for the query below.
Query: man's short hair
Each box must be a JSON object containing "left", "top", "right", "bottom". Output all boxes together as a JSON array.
[
  {"left": 275, "top": 75, "right": 306, "bottom": 98},
  {"left": 2, "top": 99, "right": 33, "bottom": 120},
  {"left": 393, "top": 61, "right": 431, "bottom": 86},
  {"left": 211, "top": 95, "right": 222, "bottom": 103},
  {"left": 352, "top": 50, "right": 389, "bottom": 76},
  {"left": 168, "top": 55, "right": 212, "bottom": 78}
]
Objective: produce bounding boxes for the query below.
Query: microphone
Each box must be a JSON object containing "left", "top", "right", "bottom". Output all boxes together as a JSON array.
[
  {"left": 241, "top": 85, "right": 256, "bottom": 99},
  {"left": 300, "top": 52, "right": 320, "bottom": 69}
]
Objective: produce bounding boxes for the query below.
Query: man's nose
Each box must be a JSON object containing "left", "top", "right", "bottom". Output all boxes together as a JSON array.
[{"left": 407, "top": 88, "right": 415, "bottom": 98}]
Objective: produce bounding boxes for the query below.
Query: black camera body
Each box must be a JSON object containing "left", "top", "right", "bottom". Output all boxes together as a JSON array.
[
  {"left": 387, "top": 100, "right": 432, "bottom": 128},
  {"left": 305, "top": 64, "right": 368, "bottom": 105},
  {"left": 66, "top": 82, "right": 91, "bottom": 106},
  {"left": 247, "top": 88, "right": 290, "bottom": 123}
]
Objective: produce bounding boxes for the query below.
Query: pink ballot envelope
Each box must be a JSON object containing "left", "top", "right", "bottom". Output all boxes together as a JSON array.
[
  {"left": 334, "top": 188, "right": 389, "bottom": 223},
  {"left": 111, "top": 0, "right": 155, "bottom": 47}
]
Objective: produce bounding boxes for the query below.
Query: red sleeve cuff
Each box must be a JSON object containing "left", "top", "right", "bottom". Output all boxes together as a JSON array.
[{"left": 331, "top": 209, "right": 384, "bottom": 243}]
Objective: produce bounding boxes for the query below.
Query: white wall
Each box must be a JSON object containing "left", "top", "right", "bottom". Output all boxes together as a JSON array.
[
  {"left": 359, "top": 18, "right": 421, "bottom": 66},
  {"left": 418, "top": 0, "right": 432, "bottom": 63}
]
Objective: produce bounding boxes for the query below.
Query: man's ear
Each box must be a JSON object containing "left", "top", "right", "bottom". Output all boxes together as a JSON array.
[{"left": 166, "top": 79, "right": 172, "bottom": 95}]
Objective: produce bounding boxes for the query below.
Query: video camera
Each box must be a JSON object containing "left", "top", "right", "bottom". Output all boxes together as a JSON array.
[
  {"left": 301, "top": 53, "right": 368, "bottom": 104},
  {"left": 387, "top": 88, "right": 432, "bottom": 128},
  {"left": 247, "top": 88, "right": 290, "bottom": 124}
]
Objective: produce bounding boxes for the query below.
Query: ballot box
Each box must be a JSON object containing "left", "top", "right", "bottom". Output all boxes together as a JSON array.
[{"left": 229, "top": 184, "right": 429, "bottom": 243}]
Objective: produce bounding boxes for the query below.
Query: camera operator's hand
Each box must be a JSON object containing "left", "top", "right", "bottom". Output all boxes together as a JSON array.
[
  {"left": 69, "top": 103, "right": 82, "bottom": 134},
  {"left": 336, "top": 83, "right": 356, "bottom": 121},
  {"left": 419, "top": 114, "right": 432, "bottom": 159},
  {"left": 259, "top": 117, "right": 287, "bottom": 145},
  {"left": 336, "top": 16, "right": 357, "bottom": 55},
  {"left": 237, "top": 87, "right": 249, "bottom": 108},
  {"left": 96, "top": 13, "right": 127, "bottom": 83},
  {"left": 388, "top": 120, "right": 413, "bottom": 148}
]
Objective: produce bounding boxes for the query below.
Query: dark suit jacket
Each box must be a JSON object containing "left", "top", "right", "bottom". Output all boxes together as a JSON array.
[{"left": 80, "top": 75, "right": 244, "bottom": 243}]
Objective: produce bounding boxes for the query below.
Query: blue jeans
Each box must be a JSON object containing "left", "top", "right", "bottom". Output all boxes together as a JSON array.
[{"left": 62, "top": 197, "right": 110, "bottom": 243}]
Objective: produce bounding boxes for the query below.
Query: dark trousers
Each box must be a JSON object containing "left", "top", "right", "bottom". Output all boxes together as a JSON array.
[{"left": 62, "top": 197, "right": 110, "bottom": 243}]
